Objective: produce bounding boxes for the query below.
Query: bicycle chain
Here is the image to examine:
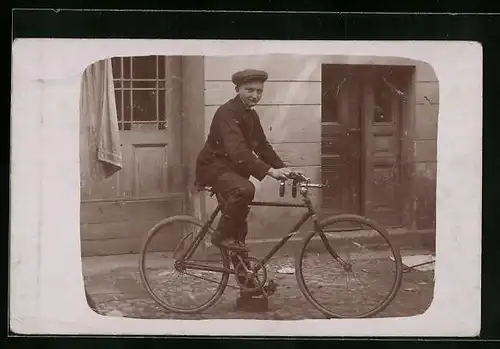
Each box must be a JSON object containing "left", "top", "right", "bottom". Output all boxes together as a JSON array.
[
  {"left": 180, "top": 269, "right": 278, "bottom": 295},
  {"left": 180, "top": 270, "right": 241, "bottom": 290}
]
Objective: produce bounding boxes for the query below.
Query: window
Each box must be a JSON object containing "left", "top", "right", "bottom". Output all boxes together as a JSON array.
[
  {"left": 373, "top": 76, "right": 394, "bottom": 123},
  {"left": 111, "top": 56, "right": 167, "bottom": 130},
  {"left": 321, "top": 65, "right": 345, "bottom": 124}
]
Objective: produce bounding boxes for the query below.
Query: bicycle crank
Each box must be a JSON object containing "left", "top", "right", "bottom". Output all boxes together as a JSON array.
[
  {"left": 234, "top": 256, "right": 268, "bottom": 292},
  {"left": 261, "top": 279, "right": 278, "bottom": 297}
]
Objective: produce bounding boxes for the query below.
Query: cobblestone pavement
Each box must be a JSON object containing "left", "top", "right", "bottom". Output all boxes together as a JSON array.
[{"left": 83, "top": 248, "right": 435, "bottom": 320}]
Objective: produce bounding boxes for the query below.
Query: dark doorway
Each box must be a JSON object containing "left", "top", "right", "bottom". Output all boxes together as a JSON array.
[{"left": 321, "top": 64, "right": 413, "bottom": 228}]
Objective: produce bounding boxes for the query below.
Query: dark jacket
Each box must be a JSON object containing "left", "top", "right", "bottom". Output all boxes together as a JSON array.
[{"left": 195, "top": 96, "right": 286, "bottom": 186}]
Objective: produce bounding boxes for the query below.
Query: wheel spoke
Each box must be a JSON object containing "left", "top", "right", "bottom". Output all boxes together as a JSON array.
[
  {"left": 296, "top": 215, "right": 403, "bottom": 318},
  {"left": 139, "top": 216, "right": 230, "bottom": 314}
]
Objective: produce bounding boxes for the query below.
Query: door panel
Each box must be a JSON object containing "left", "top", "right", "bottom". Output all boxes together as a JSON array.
[
  {"left": 362, "top": 67, "right": 405, "bottom": 227},
  {"left": 321, "top": 64, "right": 407, "bottom": 228},
  {"left": 119, "top": 131, "right": 171, "bottom": 198},
  {"left": 321, "top": 65, "right": 362, "bottom": 216},
  {"left": 80, "top": 56, "right": 185, "bottom": 257}
]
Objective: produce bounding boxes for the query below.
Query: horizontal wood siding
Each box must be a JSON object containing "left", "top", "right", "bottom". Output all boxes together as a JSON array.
[
  {"left": 206, "top": 81, "right": 435, "bottom": 106},
  {"left": 415, "top": 81, "right": 439, "bottom": 105},
  {"left": 415, "top": 104, "right": 439, "bottom": 139},
  {"left": 81, "top": 197, "right": 183, "bottom": 225},
  {"left": 414, "top": 69, "right": 438, "bottom": 229},
  {"left": 81, "top": 232, "right": 183, "bottom": 257},
  {"left": 205, "top": 81, "right": 320, "bottom": 106},
  {"left": 414, "top": 162, "right": 437, "bottom": 229},
  {"left": 80, "top": 197, "right": 184, "bottom": 256},
  {"left": 203, "top": 54, "right": 438, "bottom": 238},
  {"left": 205, "top": 105, "right": 321, "bottom": 143},
  {"left": 205, "top": 54, "right": 437, "bottom": 82}
]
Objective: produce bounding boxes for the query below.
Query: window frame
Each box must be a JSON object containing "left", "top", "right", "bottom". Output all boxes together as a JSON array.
[{"left": 111, "top": 56, "right": 168, "bottom": 131}]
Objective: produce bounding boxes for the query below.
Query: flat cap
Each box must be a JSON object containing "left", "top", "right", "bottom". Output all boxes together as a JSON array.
[{"left": 231, "top": 69, "right": 268, "bottom": 86}]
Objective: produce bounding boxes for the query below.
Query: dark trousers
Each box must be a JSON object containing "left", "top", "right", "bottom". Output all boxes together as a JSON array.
[
  {"left": 211, "top": 171, "right": 255, "bottom": 243},
  {"left": 212, "top": 171, "right": 258, "bottom": 291}
]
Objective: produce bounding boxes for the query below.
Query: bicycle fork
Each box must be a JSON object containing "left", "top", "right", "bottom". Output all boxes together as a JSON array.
[{"left": 314, "top": 223, "right": 352, "bottom": 272}]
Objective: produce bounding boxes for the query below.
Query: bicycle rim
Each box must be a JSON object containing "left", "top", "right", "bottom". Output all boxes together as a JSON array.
[
  {"left": 139, "top": 215, "right": 230, "bottom": 314},
  {"left": 296, "top": 214, "right": 403, "bottom": 318}
]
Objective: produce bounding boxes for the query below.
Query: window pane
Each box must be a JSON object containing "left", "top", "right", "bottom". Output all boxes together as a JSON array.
[
  {"left": 373, "top": 78, "right": 393, "bottom": 123},
  {"left": 123, "top": 90, "right": 132, "bottom": 130},
  {"left": 321, "top": 92, "right": 338, "bottom": 123},
  {"left": 158, "top": 89, "right": 166, "bottom": 129},
  {"left": 132, "top": 56, "right": 158, "bottom": 79},
  {"left": 130, "top": 81, "right": 157, "bottom": 89},
  {"left": 115, "top": 81, "right": 165, "bottom": 90},
  {"left": 111, "top": 58, "right": 122, "bottom": 78},
  {"left": 158, "top": 56, "right": 166, "bottom": 79},
  {"left": 115, "top": 90, "right": 123, "bottom": 122},
  {"left": 122, "top": 57, "right": 131, "bottom": 79},
  {"left": 321, "top": 65, "right": 344, "bottom": 123},
  {"left": 132, "top": 90, "right": 157, "bottom": 122},
  {"left": 112, "top": 55, "right": 173, "bottom": 131}
]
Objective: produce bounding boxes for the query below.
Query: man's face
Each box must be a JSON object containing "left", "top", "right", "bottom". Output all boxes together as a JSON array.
[{"left": 236, "top": 81, "right": 264, "bottom": 107}]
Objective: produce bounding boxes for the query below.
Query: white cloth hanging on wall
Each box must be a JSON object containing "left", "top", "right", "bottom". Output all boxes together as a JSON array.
[{"left": 80, "top": 58, "right": 122, "bottom": 179}]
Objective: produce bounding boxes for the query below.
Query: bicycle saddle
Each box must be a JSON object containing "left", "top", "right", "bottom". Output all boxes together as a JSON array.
[{"left": 195, "top": 185, "right": 217, "bottom": 197}]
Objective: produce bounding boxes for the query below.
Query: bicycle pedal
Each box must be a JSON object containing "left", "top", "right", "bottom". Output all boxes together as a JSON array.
[{"left": 263, "top": 280, "right": 278, "bottom": 296}]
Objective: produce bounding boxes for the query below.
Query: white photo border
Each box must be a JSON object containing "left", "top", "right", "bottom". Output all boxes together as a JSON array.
[{"left": 10, "top": 39, "right": 482, "bottom": 337}]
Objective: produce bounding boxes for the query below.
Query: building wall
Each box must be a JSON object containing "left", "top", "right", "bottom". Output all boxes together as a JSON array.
[
  {"left": 413, "top": 63, "right": 439, "bottom": 230},
  {"left": 202, "top": 54, "right": 438, "bottom": 239}
]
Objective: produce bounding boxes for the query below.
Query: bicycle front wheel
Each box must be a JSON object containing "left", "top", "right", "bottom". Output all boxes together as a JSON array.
[
  {"left": 139, "top": 215, "right": 230, "bottom": 314},
  {"left": 296, "top": 214, "right": 403, "bottom": 318}
]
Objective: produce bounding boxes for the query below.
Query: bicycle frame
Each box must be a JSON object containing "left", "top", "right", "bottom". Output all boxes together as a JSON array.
[
  {"left": 248, "top": 200, "right": 314, "bottom": 267},
  {"left": 140, "top": 175, "right": 403, "bottom": 318},
  {"left": 178, "top": 184, "right": 346, "bottom": 273}
]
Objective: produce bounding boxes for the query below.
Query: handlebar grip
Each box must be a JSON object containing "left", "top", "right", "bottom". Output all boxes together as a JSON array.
[
  {"left": 292, "top": 179, "right": 297, "bottom": 198},
  {"left": 279, "top": 180, "right": 285, "bottom": 197}
]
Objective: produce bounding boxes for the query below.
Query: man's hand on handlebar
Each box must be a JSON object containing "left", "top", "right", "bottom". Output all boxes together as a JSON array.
[
  {"left": 267, "top": 167, "right": 292, "bottom": 180},
  {"left": 288, "top": 170, "right": 306, "bottom": 180},
  {"left": 267, "top": 167, "right": 306, "bottom": 181}
]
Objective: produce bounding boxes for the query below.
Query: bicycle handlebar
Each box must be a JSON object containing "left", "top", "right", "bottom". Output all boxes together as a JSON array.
[{"left": 279, "top": 172, "right": 330, "bottom": 198}]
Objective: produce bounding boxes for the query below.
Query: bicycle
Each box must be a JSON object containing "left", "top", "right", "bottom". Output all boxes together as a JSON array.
[{"left": 139, "top": 172, "right": 403, "bottom": 318}]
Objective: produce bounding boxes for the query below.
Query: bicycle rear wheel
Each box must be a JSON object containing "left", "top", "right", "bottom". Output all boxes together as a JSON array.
[
  {"left": 139, "top": 215, "right": 230, "bottom": 314},
  {"left": 296, "top": 214, "right": 403, "bottom": 318}
]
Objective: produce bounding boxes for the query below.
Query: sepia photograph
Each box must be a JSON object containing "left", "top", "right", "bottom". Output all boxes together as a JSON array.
[
  {"left": 10, "top": 37, "right": 482, "bottom": 336},
  {"left": 79, "top": 53, "right": 439, "bottom": 320}
]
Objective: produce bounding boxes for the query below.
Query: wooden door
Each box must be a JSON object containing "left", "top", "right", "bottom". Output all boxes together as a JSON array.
[
  {"left": 321, "top": 64, "right": 407, "bottom": 228},
  {"left": 80, "top": 56, "right": 185, "bottom": 257},
  {"left": 321, "top": 65, "right": 362, "bottom": 217},
  {"left": 362, "top": 66, "right": 407, "bottom": 227}
]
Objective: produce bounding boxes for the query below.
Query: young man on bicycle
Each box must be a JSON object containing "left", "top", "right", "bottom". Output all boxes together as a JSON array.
[{"left": 195, "top": 69, "right": 295, "bottom": 252}]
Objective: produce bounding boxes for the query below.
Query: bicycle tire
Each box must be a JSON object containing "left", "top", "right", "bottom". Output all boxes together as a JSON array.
[
  {"left": 139, "top": 215, "right": 230, "bottom": 314},
  {"left": 295, "top": 214, "right": 404, "bottom": 318}
]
